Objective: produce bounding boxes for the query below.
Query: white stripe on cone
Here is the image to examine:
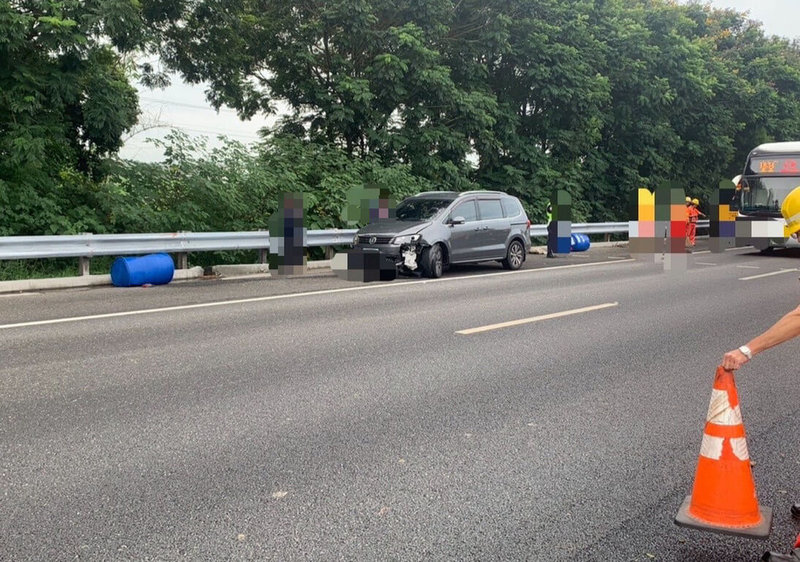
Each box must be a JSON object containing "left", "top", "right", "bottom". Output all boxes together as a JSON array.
[
  {"left": 698, "top": 434, "right": 750, "bottom": 461},
  {"left": 700, "top": 434, "right": 724, "bottom": 460},
  {"left": 698, "top": 387, "right": 752, "bottom": 462},
  {"left": 706, "top": 389, "right": 743, "bottom": 426},
  {"left": 730, "top": 437, "right": 750, "bottom": 461}
]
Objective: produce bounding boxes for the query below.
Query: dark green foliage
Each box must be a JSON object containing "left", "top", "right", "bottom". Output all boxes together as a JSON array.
[
  {"left": 101, "top": 130, "right": 432, "bottom": 234},
  {"left": 141, "top": 0, "right": 800, "bottom": 225},
  {"left": 0, "top": 0, "right": 143, "bottom": 235},
  {"left": 2, "top": 0, "right": 800, "bottom": 248}
]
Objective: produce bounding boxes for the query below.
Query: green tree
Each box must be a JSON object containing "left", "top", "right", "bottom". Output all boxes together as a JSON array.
[
  {"left": 475, "top": 0, "right": 610, "bottom": 221},
  {"left": 148, "top": 0, "right": 503, "bottom": 189},
  {"left": 5, "top": 0, "right": 800, "bottom": 241},
  {"left": 103, "top": 130, "right": 431, "bottom": 235},
  {"left": 145, "top": 0, "right": 800, "bottom": 224},
  {"left": 0, "top": 0, "right": 145, "bottom": 235},
  {"left": 702, "top": 7, "right": 800, "bottom": 170}
]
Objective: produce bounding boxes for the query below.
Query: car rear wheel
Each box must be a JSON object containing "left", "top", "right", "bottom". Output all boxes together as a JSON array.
[
  {"left": 421, "top": 244, "right": 444, "bottom": 278},
  {"left": 502, "top": 239, "right": 525, "bottom": 270}
]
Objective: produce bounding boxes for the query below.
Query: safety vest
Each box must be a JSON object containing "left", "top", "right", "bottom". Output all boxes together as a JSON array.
[{"left": 688, "top": 207, "right": 699, "bottom": 223}]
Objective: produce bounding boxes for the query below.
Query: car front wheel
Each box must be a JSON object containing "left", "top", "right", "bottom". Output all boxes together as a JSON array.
[
  {"left": 421, "top": 244, "right": 444, "bottom": 278},
  {"left": 502, "top": 239, "right": 525, "bottom": 270}
]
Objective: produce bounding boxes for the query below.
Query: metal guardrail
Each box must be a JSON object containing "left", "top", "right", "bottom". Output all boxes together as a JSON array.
[
  {"left": 0, "top": 230, "right": 357, "bottom": 260},
  {"left": 0, "top": 220, "right": 710, "bottom": 261},
  {"left": 529, "top": 222, "right": 629, "bottom": 237},
  {"left": 529, "top": 220, "right": 709, "bottom": 236}
]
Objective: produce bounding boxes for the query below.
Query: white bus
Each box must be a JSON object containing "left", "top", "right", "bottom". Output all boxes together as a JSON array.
[{"left": 735, "top": 141, "right": 800, "bottom": 251}]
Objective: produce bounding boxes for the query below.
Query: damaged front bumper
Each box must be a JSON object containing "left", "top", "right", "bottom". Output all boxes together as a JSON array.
[
  {"left": 401, "top": 244, "right": 420, "bottom": 271},
  {"left": 352, "top": 242, "right": 423, "bottom": 274}
]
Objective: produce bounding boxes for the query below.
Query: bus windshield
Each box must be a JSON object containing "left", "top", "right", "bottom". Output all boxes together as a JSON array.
[{"left": 739, "top": 176, "right": 800, "bottom": 216}]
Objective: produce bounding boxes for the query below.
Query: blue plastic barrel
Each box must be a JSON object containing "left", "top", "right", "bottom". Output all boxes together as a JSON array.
[
  {"left": 111, "top": 253, "right": 175, "bottom": 287},
  {"left": 570, "top": 233, "right": 591, "bottom": 252}
]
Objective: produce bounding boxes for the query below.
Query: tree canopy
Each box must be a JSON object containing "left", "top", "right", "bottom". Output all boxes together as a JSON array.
[
  {"left": 0, "top": 0, "right": 146, "bottom": 234},
  {"left": 146, "top": 0, "right": 800, "bottom": 222},
  {"left": 2, "top": 0, "right": 800, "bottom": 238}
]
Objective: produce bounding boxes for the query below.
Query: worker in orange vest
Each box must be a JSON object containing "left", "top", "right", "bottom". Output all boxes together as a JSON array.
[{"left": 686, "top": 197, "right": 706, "bottom": 249}]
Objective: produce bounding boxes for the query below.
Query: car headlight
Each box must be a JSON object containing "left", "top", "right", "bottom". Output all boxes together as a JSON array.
[
  {"left": 392, "top": 234, "right": 421, "bottom": 245},
  {"left": 353, "top": 233, "right": 360, "bottom": 246}
]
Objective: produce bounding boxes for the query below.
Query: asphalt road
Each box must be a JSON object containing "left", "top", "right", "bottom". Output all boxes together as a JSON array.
[{"left": 2, "top": 244, "right": 800, "bottom": 561}]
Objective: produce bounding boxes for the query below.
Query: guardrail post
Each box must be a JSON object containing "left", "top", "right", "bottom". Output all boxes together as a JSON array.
[
  {"left": 78, "top": 232, "right": 92, "bottom": 275},
  {"left": 174, "top": 230, "right": 190, "bottom": 270},
  {"left": 605, "top": 233, "right": 611, "bottom": 242},
  {"left": 78, "top": 257, "right": 90, "bottom": 276},
  {"left": 174, "top": 252, "right": 188, "bottom": 270},
  {"left": 258, "top": 229, "right": 267, "bottom": 264}
]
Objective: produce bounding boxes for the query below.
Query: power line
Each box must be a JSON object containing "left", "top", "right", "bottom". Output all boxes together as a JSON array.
[
  {"left": 127, "top": 124, "right": 263, "bottom": 141},
  {"left": 139, "top": 96, "right": 243, "bottom": 114}
]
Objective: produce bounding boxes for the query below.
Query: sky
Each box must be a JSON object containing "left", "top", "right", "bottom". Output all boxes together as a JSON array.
[{"left": 118, "top": 0, "right": 798, "bottom": 162}]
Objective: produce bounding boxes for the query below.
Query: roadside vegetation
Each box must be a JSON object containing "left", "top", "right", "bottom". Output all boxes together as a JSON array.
[{"left": 2, "top": 0, "right": 800, "bottom": 278}]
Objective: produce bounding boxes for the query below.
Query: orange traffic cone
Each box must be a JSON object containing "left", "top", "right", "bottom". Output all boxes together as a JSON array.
[{"left": 675, "top": 366, "right": 772, "bottom": 538}]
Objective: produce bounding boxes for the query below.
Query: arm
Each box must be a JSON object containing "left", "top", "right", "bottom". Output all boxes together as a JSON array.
[{"left": 722, "top": 304, "right": 800, "bottom": 370}]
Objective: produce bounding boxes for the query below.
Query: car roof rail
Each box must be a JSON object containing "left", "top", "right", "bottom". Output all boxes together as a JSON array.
[
  {"left": 457, "top": 190, "right": 505, "bottom": 196},
  {"left": 413, "top": 191, "right": 459, "bottom": 197}
]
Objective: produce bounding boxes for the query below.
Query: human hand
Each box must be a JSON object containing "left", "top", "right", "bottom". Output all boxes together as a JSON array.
[{"left": 722, "top": 349, "right": 749, "bottom": 371}]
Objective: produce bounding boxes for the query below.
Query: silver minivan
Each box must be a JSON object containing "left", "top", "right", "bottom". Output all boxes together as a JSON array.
[{"left": 353, "top": 191, "right": 531, "bottom": 278}]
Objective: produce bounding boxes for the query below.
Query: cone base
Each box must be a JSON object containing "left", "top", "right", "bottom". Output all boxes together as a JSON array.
[{"left": 674, "top": 496, "right": 772, "bottom": 539}]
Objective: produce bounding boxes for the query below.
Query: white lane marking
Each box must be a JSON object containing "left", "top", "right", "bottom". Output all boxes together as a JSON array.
[
  {"left": 736, "top": 265, "right": 760, "bottom": 269},
  {"left": 695, "top": 262, "right": 717, "bottom": 266},
  {"left": 0, "top": 292, "right": 39, "bottom": 298},
  {"left": 455, "top": 302, "right": 619, "bottom": 335},
  {"left": 739, "top": 268, "right": 799, "bottom": 281},
  {"left": 692, "top": 250, "right": 711, "bottom": 254},
  {"left": 699, "top": 434, "right": 724, "bottom": 460},
  {"left": 0, "top": 260, "right": 634, "bottom": 330},
  {"left": 608, "top": 256, "right": 629, "bottom": 260},
  {"left": 417, "top": 258, "right": 635, "bottom": 283}
]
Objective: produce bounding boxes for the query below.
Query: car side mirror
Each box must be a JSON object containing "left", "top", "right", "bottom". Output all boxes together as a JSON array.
[{"left": 449, "top": 216, "right": 466, "bottom": 226}]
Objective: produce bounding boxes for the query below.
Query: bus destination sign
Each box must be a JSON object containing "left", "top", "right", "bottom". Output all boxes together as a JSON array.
[{"left": 749, "top": 157, "right": 800, "bottom": 175}]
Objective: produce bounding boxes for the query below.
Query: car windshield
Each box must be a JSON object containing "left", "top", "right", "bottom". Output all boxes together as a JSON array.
[
  {"left": 738, "top": 176, "right": 800, "bottom": 216},
  {"left": 395, "top": 198, "right": 451, "bottom": 221}
]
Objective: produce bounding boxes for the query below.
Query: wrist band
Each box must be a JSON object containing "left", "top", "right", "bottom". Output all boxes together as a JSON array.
[{"left": 738, "top": 345, "right": 753, "bottom": 359}]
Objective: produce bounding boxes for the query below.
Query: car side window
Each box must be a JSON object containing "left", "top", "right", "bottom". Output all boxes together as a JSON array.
[
  {"left": 478, "top": 199, "right": 504, "bottom": 220},
  {"left": 450, "top": 200, "right": 478, "bottom": 222},
  {"left": 501, "top": 198, "right": 522, "bottom": 218}
]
